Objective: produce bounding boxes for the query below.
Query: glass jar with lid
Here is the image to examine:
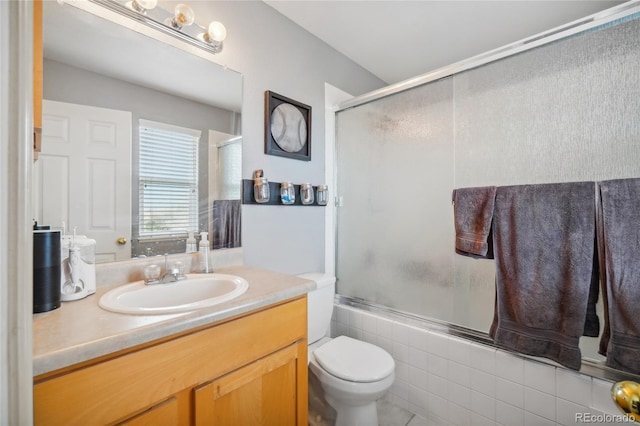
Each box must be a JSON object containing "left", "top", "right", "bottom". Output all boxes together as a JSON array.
[
  {"left": 300, "top": 183, "right": 314, "bottom": 205},
  {"left": 316, "top": 185, "right": 328, "bottom": 206},
  {"left": 280, "top": 182, "right": 295, "bottom": 204},
  {"left": 253, "top": 169, "right": 270, "bottom": 203}
]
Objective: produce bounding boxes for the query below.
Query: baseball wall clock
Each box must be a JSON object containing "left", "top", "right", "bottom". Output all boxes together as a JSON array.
[{"left": 265, "top": 90, "right": 311, "bottom": 161}]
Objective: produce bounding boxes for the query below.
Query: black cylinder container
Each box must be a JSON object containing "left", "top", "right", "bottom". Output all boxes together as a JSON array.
[{"left": 33, "top": 229, "right": 61, "bottom": 313}]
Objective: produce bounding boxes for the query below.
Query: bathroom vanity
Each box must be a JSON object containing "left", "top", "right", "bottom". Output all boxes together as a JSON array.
[{"left": 33, "top": 265, "right": 315, "bottom": 425}]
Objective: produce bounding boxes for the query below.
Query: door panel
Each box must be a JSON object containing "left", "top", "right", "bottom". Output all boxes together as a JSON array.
[
  {"left": 194, "top": 344, "right": 299, "bottom": 425},
  {"left": 35, "top": 100, "right": 131, "bottom": 261}
]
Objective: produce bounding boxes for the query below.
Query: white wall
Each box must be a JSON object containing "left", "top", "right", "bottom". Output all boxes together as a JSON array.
[
  {"left": 167, "top": 1, "right": 385, "bottom": 274},
  {"left": 332, "top": 305, "right": 626, "bottom": 426}
]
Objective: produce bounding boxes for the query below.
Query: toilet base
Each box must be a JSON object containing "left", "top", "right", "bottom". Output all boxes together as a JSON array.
[
  {"left": 308, "top": 364, "right": 336, "bottom": 426},
  {"left": 326, "top": 394, "right": 379, "bottom": 426}
]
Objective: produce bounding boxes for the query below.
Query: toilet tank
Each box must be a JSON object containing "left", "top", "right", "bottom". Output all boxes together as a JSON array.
[{"left": 297, "top": 273, "right": 336, "bottom": 345}]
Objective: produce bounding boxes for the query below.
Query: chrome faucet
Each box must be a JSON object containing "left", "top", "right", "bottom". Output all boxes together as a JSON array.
[{"left": 144, "top": 254, "right": 187, "bottom": 285}]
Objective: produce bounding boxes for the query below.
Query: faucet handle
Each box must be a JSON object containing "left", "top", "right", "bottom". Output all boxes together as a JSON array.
[
  {"left": 144, "top": 264, "right": 161, "bottom": 283},
  {"left": 172, "top": 261, "right": 186, "bottom": 279}
]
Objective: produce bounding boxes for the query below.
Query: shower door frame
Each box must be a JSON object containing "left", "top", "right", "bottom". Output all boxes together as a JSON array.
[{"left": 335, "top": 2, "right": 639, "bottom": 114}]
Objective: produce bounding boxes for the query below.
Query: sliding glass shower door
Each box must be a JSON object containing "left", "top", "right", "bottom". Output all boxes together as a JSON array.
[
  {"left": 335, "top": 13, "right": 640, "bottom": 357},
  {"left": 335, "top": 77, "right": 496, "bottom": 328}
]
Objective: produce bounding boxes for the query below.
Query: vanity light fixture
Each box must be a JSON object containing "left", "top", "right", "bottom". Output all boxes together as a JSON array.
[
  {"left": 104, "top": 0, "right": 228, "bottom": 54},
  {"left": 167, "top": 3, "right": 195, "bottom": 30},
  {"left": 200, "top": 21, "right": 227, "bottom": 53},
  {"left": 128, "top": 0, "right": 157, "bottom": 14}
]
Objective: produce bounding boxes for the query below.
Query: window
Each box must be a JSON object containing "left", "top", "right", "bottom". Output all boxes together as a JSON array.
[{"left": 138, "top": 119, "right": 200, "bottom": 237}]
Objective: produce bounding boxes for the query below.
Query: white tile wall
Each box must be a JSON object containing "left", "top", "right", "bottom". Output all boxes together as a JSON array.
[
  {"left": 330, "top": 304, "right": 625, "bottom": 426},
  {"left": 524, "top": 387, "right": 556, "bottom": 421},
  {"left": 496, "top": 400, "right": 524, "bottom": 426},
  {"left": 496, "top": 377, "right": 524, "bottom": 408},
  {"left": 525, "top": 361, "right": 557, "bottom": 395}
]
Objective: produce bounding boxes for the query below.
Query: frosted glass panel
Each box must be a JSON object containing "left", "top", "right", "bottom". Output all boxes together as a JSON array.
[
  {"left": 335, "top": 15, "right": 640, "bottom": 360},
  {"left": 336, "top": 79, "right": 455, "bottom": 320},
  {"left": 455, "top": 15, "right": 640, "bottom": 188}
]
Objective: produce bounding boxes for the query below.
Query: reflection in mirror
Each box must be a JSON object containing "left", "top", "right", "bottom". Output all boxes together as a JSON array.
[{"left": 33, "top": 1, "right": 242, "bottom": 264}]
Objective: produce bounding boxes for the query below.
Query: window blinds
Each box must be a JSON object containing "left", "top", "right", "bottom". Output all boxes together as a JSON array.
[{"left": 138, "top": 119, "right": 201, "bottom": 237}]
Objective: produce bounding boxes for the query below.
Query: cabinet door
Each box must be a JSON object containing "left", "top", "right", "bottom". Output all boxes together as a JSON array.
[{"left": 194, "top": 343, "right": 303, "bottom": 425}]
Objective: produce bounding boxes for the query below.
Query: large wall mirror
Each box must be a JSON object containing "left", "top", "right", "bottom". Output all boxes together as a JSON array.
[{"left": 34, "top": 1, "right": 243, "bottom": 264}]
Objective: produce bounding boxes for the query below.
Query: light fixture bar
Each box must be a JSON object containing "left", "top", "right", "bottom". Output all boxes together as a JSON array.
[{"left": 89, "top": 0, "right": 224, "bottom": 55}]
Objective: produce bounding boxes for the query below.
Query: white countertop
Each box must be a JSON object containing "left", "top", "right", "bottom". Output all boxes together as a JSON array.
[{"left": 33, "top": 265, "right": 316, "bottom": 377}]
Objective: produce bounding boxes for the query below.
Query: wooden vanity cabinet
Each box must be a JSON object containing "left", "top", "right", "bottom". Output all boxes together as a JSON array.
[{"left": 34, "top": 296, "right": 308, "bottom": 425}]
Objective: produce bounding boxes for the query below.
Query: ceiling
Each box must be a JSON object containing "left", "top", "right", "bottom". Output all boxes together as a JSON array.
[{"left": 265, "top": 0, "right": 626, "bottom": 84}]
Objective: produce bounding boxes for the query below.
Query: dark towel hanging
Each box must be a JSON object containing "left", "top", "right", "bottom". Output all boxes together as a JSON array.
[
  {"left": 597, "top": 178, "right": 640, "bottom": 375},
  {"left": 452, "top": 186, "right": 496, "bottom": 259},
  {"left": 212, "top": 199, "right": 241, "bottom": 250},
  {"left": 490, "top": 182, "right": 597, "bottom": 370}
]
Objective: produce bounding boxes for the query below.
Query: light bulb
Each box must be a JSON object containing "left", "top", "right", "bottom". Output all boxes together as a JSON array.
[
  {"left": 171, "top": 4, "right": 195, "bottom": 29},
  {"left": 136, "top": 0, "right": 157, "bottom": 10},
  {"left": 206, "top": 21, "right": 227, "bottom": 42},
  {"left": 130, "top": 0, "right": 157, "bottom": 13}
]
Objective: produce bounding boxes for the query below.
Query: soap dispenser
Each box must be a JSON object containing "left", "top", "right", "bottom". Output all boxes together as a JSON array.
[
  {"left": 198, "top": 231, "right": 211, "bottom": 273},
  {"left": 186, "top": 231, "right": 197, "bottom": 253}
]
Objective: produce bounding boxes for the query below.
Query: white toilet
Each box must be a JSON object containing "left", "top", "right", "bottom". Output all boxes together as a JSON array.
[{"left": 299, "top": 273, "right": 395, "bottom": 426}]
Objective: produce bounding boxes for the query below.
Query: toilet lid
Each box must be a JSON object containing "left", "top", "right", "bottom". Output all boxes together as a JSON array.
[{"left": 313, "top": 336, "right": 395, "bottom": 383}]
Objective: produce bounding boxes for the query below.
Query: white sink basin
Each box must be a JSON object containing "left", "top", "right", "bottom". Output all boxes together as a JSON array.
[{"left": 99, "top": 273, "right": 249, "bottom": 315}]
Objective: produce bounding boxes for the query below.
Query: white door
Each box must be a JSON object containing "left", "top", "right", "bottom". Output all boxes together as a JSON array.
[{"left": 33, "top": 100, "right": 132, "bottom": 262}]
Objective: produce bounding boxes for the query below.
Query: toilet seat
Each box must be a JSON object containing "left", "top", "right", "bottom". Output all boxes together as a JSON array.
[{"left": 313, "top": 335, "right": 394, "bottom": 383}]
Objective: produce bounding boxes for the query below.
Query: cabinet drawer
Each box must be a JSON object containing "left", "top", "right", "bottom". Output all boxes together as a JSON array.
[{"left": 34, "top": 297, "right": 307, "bottom": 425}]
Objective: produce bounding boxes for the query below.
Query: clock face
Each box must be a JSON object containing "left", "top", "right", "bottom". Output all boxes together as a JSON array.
[{"left": 270, "top": 103, "right": 307, "bottom": 153}]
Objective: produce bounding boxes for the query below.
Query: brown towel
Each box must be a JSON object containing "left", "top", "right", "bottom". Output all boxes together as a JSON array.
[
  {"left": 490, "top": 182, "right": 597, "bottom": 370},
  {"left": 452, "top": 186, "right": 496, "bottom": 259},
  {"left": 597, "top": 179, "right": 640, "bottom": 375}
]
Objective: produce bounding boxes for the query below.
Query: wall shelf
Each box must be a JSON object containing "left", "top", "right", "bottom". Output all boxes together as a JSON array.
[{"left": 241, "top": 179, "right": 326, "bottom": 206}]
